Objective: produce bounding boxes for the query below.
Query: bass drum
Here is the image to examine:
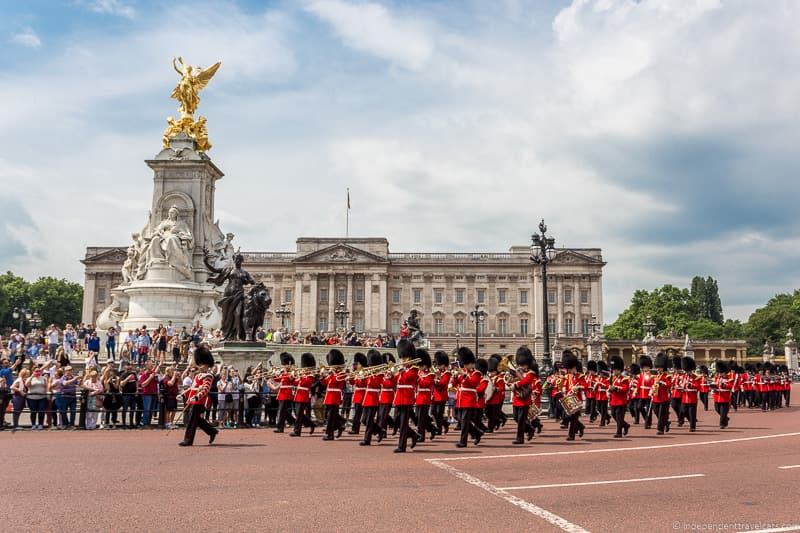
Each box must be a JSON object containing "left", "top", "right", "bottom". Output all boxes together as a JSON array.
[{"left": 559, "top": 392, "right": 582, "bottom": 416}]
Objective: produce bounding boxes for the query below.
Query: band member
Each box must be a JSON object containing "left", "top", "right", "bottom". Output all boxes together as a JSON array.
[
  {"left": 562, "top": 351, "right": 586, "bottom": 441},
  {"left": 290, "top": 353, "right": 317, "bottom": 437},
  {"left": 474, "top": 358, "right": 491, "bottom": 435},
  {"left": 680, "top": 357, "right": 700, "bottom": 432},
  {"left": 730, "top": 363, "right": 743, "bottom": 411},
  {"left": 393, "top": 340, "right": 421, "bottom": 453},
  {"left": 360, "top": 350, "right": 385, "bottom": 446},
  {"left": 431, "top": 351, "right": 451, "bottom": 435},
  {"left": 322, "top": 349, "right": 346, "bottom": 441},
  {"left": 486, "top": 355, "right": 506, "bottom": 432},
  {"left": 636, "top": 356, "right": 654, "bottom": 428},
  {"left": 594, "top": 361, "right": 611, "bottom": 426},
  {"left": 273, "top": 352, "right": 296, "bottom": 433},
  {"left": 414, "top": 349, "right": 437, "bottom": 442},
  {"left": 179, "top": 346, "right": 219, "bottom": 447},
  {"left": 585, "top": 360, "right": 598, "bottom": 422},
  {"left": 510, "top": 347, "right": 535, "bottom": 444},
  {"left": 711, "top": 360, "right": 732, "bottom": 429},
  {"left": 547, "top": 364, "right": 563, "bottom": 421},
  {"left": 651, "top": 352, "right": 672, "bottom": 435},
  {"left": 767, "top": 363, "right": 779, "bottom": 410},
  {"left": 454, "top": 347, "right": 483, "bottom": 448},
  {"left": 628, "top": 363, "right": 640, "bottom": 421},
  {"left": 780, "top": 365, "right": 791, "bottom": 407},
  {"left": 670, "top": 356, "right": 684, "bottom": 425},
  {"left": 608, "top": 355, "right": 630, "bottom": 438},
  {"left": 742, "top": 364, "right": 756, "bottom": 408},
  {"left": 348, "top": 352, "right": 368, "bottom": 435},
  {"left": 698, "top": 365, "right": 710, "bottom": 411},
  {"left": 378, "top": 353, "right": 398, "bottom": 440},
  {"left": 756, "top": 364, "right": 769, "bottom": 411}
]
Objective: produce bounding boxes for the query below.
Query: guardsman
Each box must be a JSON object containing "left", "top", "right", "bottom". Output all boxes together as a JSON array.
[
  {"left": 431, "top": 351, "right": 451, "bottom": 435},
  {"left": 636, "top": 356, "right": 654, "bottom": 428},
  {"left": 321, "top": 349, "right": 346, "bottom": 441},
  {"left": 608, "top": 355, "right": 630, "bottom": 438},
  {"left": 628, "top": 363, "right": 640, "bottom": 422},
  {"left": 780, "top": 365, "right": 791, "bottom": 407},
  {"left": 711, "top": 360, "right": 732, "bottom": 429},
  {"left": 561, "top": 350, "right": 586, "bottom": 441},
  {"left": 585, "top": 360, "right": 598, "bottom": 423},
  {"left": 273, "top": 352, "right": 296, "bottom": 433},
  {"left": 651, "top": 352, "right": 672, "bottom": 435},
  {"left": 698, "top": 365, "right": 710, "bottom": 411},
  {"left": 454, "top": 347, "right": 483, "bottom": 448},
  {"left": 359, "top": 350, "right": 385, "bottom": 446},
  {"left": 378, "top": 353, "right": 398, "bottom": 439},
  {"left": 474, "top": 358, "right": 491, "bottom": 435},
  {"left": 594, "top": 361, "right": 611, "bottom": 426},
  {"left": 486, "top": 355, "right": 506, "bottom": 432},
  {"left": 670, "top": 356, "right": 684, "bottom": 425},
  {"left": 179, "top": 346, "right": 219, "bottom": 447},
  {"left": 414, "top": 349, "right": 437, "bottom": 442},
  {"left": 348, "top": 352, "right": 368, "bottom": 435},
  {"left": 511, "top": 347, "right": 535, "bottom": 444},
  {"left": 680, "top": 357, "right": 700, "bottom": 432},
  {"left": 290, "top": 353, "right": 317, "bottom": 437},
  {"left": 392, "top": 340, "right": 421, "bottom": 453}
]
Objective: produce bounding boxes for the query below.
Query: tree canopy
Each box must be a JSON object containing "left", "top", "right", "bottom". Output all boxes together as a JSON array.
[{"left": 0, "top": 271, "right": 83, "bottom": 329}]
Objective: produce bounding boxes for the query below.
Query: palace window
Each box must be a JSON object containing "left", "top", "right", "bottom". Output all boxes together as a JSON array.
[
  {"left": 434, "top": 318, "right": 444, "bottom": 335},
  {"left": 391, "top": 318, "right": 401, "bottom": 334},
  {"left": 498, "top": 289, "right": 507, "bottom": 305},
  {"left": 477, "top": 289, "right": 486, "bottom": 304},
  {"left": 564, "top": 289, "right": 573, "bottom": 304},
  {"left": 520, "top": 318, "right": 529, "bottom": 336},
  {"left": 580, "top": 289, "right": 590, "bottom": 305},
  {"left": 582, "top": 318, "right": 590, "bottom": 336},
  {"left": 392, "top": 289, "right": 401, "bottom": 305},
  {"left": 519, "top": 290, "right": 528, "bottom": 305},
  {"left": 498, "top": 318, "right": 508, "bottom": 336},
  {"left": 413, "top": 288, "right": 422, "bottom": 305},
  {"left": 355, "top": 286, "right": 365, "bottom": 303},
  {"left": 455, "top": 318, "right": 465, "bottom": 334},
  {"left": 565, "top": 317, "right": 574, "bottom": 336},
  {"left": 337, "top": 287, "right": 346, "bottom": 303},
  {"left": 455, "top": 288, "right": 465, "bottom": 304},
  {"left": 319, "top": 288, "right": 328, "bottom": 303},
  {"left": 318, "top": 315, "right": 328, "bottom": 332},
  {"left": 434, "top": 289, "right": 443, "bottom": 305},
  {"left": 284, "top": 289, "right": 292, "bottom": 303},
  {"left": 96, "top": 288, "right": 106, "bottom": 303},
  {"left": 354, "top": 314, "right": 364, "bottom": 332},
  {"left": 548, "top": 318, "right": 556, "bottom": 335},
  {"left": 547, "top": 290, "right": 556, "bottom": 305}
]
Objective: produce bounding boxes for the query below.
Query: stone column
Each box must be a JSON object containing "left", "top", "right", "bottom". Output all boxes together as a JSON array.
[
  {"left": 346, "top": 274, "right": 354, "bottom": 329},
  {"left": 784, "top": 331, "right": 797, "bottom": 370},
  {"left": 590, "top": 276, "right": 602, "bottom": 329},
  {"left": 82, "top": 273, "right": 97, "bottom": 324},
  {"left": 556, "top": 276, "right": 564, "bottom": 335},
  {"left": 364, "top": 274, "right": 373, "bottom": 332},
  {"left": 683, "top": 334, "right": 695, "bottom": 360},
  {"left": 533, "top": 271, "right": 543, "bottom": 336},
  {"left": 309, "top": 273, "right": 318, "bottom": 333},
  {"left": 294, "top": 274, "right": 303, "bottom": 332},
  {"left": 378, "top": 274, "right": 388, "bottom": 333}
]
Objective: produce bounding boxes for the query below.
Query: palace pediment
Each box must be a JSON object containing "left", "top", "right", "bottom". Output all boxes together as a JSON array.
[
  {"left": 550, "top": 249, "right": 605, "bottom": 266},
  {"left": 81, "top": 247, "right": 128, "bottom": 264},
  {"left": 293, "top": 243, "right": 389, "bottom": 264}
]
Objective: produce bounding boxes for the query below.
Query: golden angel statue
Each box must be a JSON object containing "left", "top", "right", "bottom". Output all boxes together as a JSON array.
[{"left": 171, "top": 57, "right": 221, "bottom": 118}]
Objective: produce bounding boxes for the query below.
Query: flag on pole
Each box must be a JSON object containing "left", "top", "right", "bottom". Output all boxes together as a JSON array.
[{"left": 347, "top": 188, "right": 351, "bottom": 210}]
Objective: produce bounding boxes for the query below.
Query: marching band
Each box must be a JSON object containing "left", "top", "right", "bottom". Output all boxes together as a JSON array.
[{"left": 178, "top": 343, "right": 794, "bottom": 449}]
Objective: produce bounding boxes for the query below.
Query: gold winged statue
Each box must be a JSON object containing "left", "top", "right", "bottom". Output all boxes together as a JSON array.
[{"left": 163, "top": 57, "right": 221, "bottom": 152}]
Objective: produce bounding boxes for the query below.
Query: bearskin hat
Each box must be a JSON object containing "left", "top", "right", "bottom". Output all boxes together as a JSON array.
[
  {"left": 597, "top": 360, "right": 610, "bottom": 375},
  {"left": 756, "top": 363, "right": 763, "bottom": 372},
  {"left": 629, "top": 363, "right": 640, "bottom": 376},
  {"left": 699, "top": 365, "right": 709, "bottom": 375},
  {"left": 434, "top": 351, "right": 450, "bottom": 367},
  {"left": 397, "top": 339, "right": 417, "bottom": 361},
  {"left": 715, "top": 360, "right": 728, "bottom": 374},
  {"left": 367, "top": 349, "right": 383, "bottom": 367},
  {"left": 475, "top": 358, "right": 488, "bottom": 375},
  {"left": 515, "top": 346, "right": 534, "bottom": 368},
  {"left": 609, "top": 355, "right": 624, "bottom": 372},
  {"left": 353, "top": 352, "right": 368, "bottom": 368},
  {"left": 779, "top": 364, "right": 789, "bottom": 373},
  {"left": 457, "top": 346, "right": 476, "bottom": 366},
  {"left": 327, "top": 348, "right": 345, "bottom": 367},
  {"left": 639, "top": 355, "right": 653, "bottom": 369},
  {"left": 530, "top": 361, "right": 540, "bottom": 376},
  {"left": 300, "top": 352, "right": 316, "bottom": 368},
  {"left": 671, "top": 356, "right": 683, "bottom": 371},
  {"left": 279, "top": 352, "right": 295, "bottom": 366},
  {"left": 745, "top": 364, "right": 756, "bottom": 373},
  {"left": 489, "top": 353, "right": 503, "bottom": 365},
  {"left": 654, "top": 352, "right": 669, "bottom": 370},
  {"left": 576, "top": 360, "right": 583, "bottom": 373},
  {"left": 417, "top": 348, "right": 432, "bottom": 368},
  {"left": 562, "top": 350, "right": 578, "bottom": 370},
  {"left": 384, "top": 353, "right": 396, "bottom": 364},
  {"left": 587, "top": 360, "right": 598, "bottom": 373},
  {"left": 193, "top": 346, "right": 214, "bottom": 367},
  {"left": 681, "top": 356, "right": 696, "bottom": 372},
  {"left": 488, "top": 356, "right": 500, "bottom": 373}
]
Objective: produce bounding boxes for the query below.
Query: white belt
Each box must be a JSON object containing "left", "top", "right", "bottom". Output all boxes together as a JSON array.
[
  {"left": 639, "top": 386, "right": 651, "bottom": 389},
  {"left": 296, "top": 387, "right": 309, "bottom": 392},
  {"left": 326, "top": 389, "right": 342, "bottom": 394},
  {"left": 366, "top": 388, "right": 381, "bottom": 393},
  {"left": 279, "top": 385, "right": 293, "bottom": 389},
  {"left": 417, "top": 388, "right": 430, "bottom": 392},
  {"left": 354, "top": 387, "right": 366, "bottom": 392},
  {"left": 397, "top": 385, "right": 414, "bottom": 389},
  {"left": 459, "top": 388, "right": 476, "bottom": 393}
]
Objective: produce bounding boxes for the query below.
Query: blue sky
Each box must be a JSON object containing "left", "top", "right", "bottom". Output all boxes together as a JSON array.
[{"left": 1, "top": 0, "right": 799, "bottom": 323}]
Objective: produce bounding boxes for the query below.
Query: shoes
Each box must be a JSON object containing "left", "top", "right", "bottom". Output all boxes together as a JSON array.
[
  {"left": 209, "top": 430, "right": 218, "bottom": 444},
  {"left": 473, "top": 433, "right": 482, "bottom": 446},
  {"left": 273, "top": 428, "right": 284, "bottom": 433},
  {"left": 578, "top": 425, "right": 585, "bottom": 438},
  {"left": 322, "top": 436, "right": 334, "bottom": 441},
  {"left": 512, "top": 439, "right": 524, "bottom": 445},
  {"left": 359, "top": 441, "right": 370, "bottom": 446},
  {"left": 411, "top": 432, "right": 419, "bottom": 449},
  {"left": 376, "top": 432, "right": 384, "bottom": 443},
  {"left": 393, "top": 447, "right": 406, "bottom": 453},
  {"left": 178, "top": 441, "right": 192, "bottom": 447},
  {"left": 690, "top": 428, "right": 696, "bottom": 432},
  {"left": 613, "top": 434, "right": 622, "bottom": 438},
  {"left": 310, "top": 425, "right": 316, "bottom": 435},
  {"left": 665, "top": 422, "right": 671, "bottom": 433},
  {"left": 336, "top": 426, "right": 345, "bottom": 439},
  {"left": 623, "top": 423, "right": 630, "bottom": 436},
  {"left": 455, "top": 442, "right": 467, "bottom": 448},
  {"left": 656, "top": 430, "right": 664, "bottom": 435},
  {"left": 566, "top": 436, "right": 575, "bottom": 441},
  {"left": 347, "top": 430, "right": 359, "bottom": 435},
  {"left": 289, "top": 432, "right": 300, "bottom": 437},
  {"left": 526, "top": 431, "right": 534, "bottom": 442}
]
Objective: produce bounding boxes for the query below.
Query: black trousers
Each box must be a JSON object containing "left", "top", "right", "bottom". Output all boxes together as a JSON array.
[
  {"left": 292, "top": 402, "right": 314, "bottom": 435},
  {"left": 0, "top": 392, "right": 9, "bottom": 428},
  {"left": 350, "top": 403, "right": 364, "bottom": 433},
  {"left": 513, "top": 405, "right": 532, "bottom": 442},
  {"left": 361, "top": 406, "right": 380, "bottom": 444},
  {"left": 431, "top": 402, "right": 448, "bottom": 433},
  {"left": 586, "top": 398, "right": 597, "bottom": 421},
  {"left": 182, "top": 405, "right": 215, "bottom": 445},
  {"left": 699, "top": 392, "right": 709, "bottom": 411},
  {"left": 275, "top": 400, "right": 292, "bottom": 430},
  {"left": 714, "top": 401, "right": 730, "bottom": 428},
  {"left": 671, "top": 398, "right": 683, "bottom": 423},
  {"left": 761, "top": 391, "right": 770, "bottom": 411},
  {"left": 681, "top": 402, "right": 697, "bottom": 430},
  {"left": 770, "top": 391, "right": 779, "bottom": 409},
  {"left": 596, "top": 400, "right": 610, "bottom": 425},
  {"left": 638, "top": 398, "right": 653, "bottom": 428},
  {"left": 611, "top": 405, "right": 629, "bottom": 437},
  {"left": 567, "top": 412, "right": 584, "bottom": 439},
  {"left": 486, "top": 403, "right": 503, "bottom": 431},
  {"left": 378, "top": 403, "right": 394, "bottom": 435},
  {"left": 415, "top": 404, "right": 436, "bottom": 439},
  {"left": 324, "top": 404, "right": 344, "bottom": 439},
  {"left": 654, "top": 401, "right": 670, "bottom": 432},
  {"left": 396, "top": 405, "right": 419, "bottom": 451},
  {"left": 784, "top": 388, "right": 791, "bottom": 406},
  {"left": 458, "top": 408, "right": 482, "bottom": 445}
]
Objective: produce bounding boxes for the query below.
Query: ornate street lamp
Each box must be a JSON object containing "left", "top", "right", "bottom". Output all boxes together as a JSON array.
[
  {"left": 334, "top": 302, "right": 350, "bottom": 331},
  {"left": 30, "top": 312, "right": 42, "bottom": 330},
  {"left": 469, "top": 304, "right": 487, "bottom": 358},
  {"left": 274, "top": 303, "right": 292, "bottom": 330},
  {"left": 12, "top": 306, "right": 33, "bottom": 333},
  {"left": 531, "top": 219, "right": 557, "bottom": 372}
]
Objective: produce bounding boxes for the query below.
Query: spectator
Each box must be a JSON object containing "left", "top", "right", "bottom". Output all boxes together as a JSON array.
[
  {"left": 50, "top": 369, "right": 63, "bottom": 429},
  {"left": 119, "top": 364, "right": 138, "bottom": 429},
  {"left": 179, "top": 326, "right": 190, "bottom": 362},
  {"left": 77, "top": 323, "right": 88, "bottom": 353},
  {"left": 58, "top": 366, "right": 81, "bottom": 428},
  {"left": 124, "top": 329, "right": 137, "bottom": 353},
  {"left": 106, "top": 327, "right": 117, "bottom": 362},
  {"left": 83, "top": 370, "right": 104, "bottom": 430},
  {"left": 46, "top": 325, "right": 61, "bottom": 359},
  {"left": 136, "top": 328, "right": 151, "bottom": 366},
  {"left": 102, "top": 366, "right": 121, "bottom": 429},
  {"left": 86, "top": 331, "right": 101, "bottom": 361},
  {"left": 169, "top": 336, "right": 180, "bottom": 363},
  {"left": 55, "top": 346, "right": 70, "bottom": 368},
  {"left": 11, "top": 368, "right": 30, "bottom": 429},
  {"left": 243, "top": 374, "right": 261, "bottom": 427},
  {"left": 26, "top": 366, "right": 49, "bottom": 429},
  {"left": 63, "top": 324, "right": 76, "bottom": 355},
  {"left": 155, "top": 327, "right": 168, "bottom": 363},
  {"left": 162, "top": 366, "right": 180, "bottom": 429},
  {"left": 138, "top": 361, "right": 160, "bottom": 427},
  {"left": 166, "top": 320, "right": 174, "bottom": 341},
  {"left": 217, "top": 366, "right": 237, "bottom": 428},
  {"left": 0, "top": 358, "right": 19, "bottom": 430}
]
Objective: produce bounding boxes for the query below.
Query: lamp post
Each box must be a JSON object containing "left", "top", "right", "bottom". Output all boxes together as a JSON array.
[
  {"left": 274, "top": 303, "right": 291, "bottom": 330},
  {"left": 334, "top": 302, "right": 350, "bottom": 331},
  {"left": 12, "top": 307, "right": 33, "bottom": 333},
  {"left": 455, "top": 333, "right": 460, "bottom": 350},
  {"left": 30, "top": 312, "right": 42, "bottom": 331},
  {"left": 531, "top": 219, "right": 557, "bottom": 372},
  {"left": 469, "top": 304, "right": 487, "bottom": 358}
]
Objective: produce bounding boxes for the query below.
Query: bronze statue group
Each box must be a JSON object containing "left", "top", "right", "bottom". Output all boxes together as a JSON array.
[{"left": 179, "top": 341, "right": 793, "bottom": 448}]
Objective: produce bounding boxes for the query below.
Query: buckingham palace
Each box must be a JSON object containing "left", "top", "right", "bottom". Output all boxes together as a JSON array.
[{"left": 82, "top": 236, "right": 605, "bottom": 353}]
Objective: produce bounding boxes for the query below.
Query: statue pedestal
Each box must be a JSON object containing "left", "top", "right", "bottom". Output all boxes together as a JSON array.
[{"left": 118, "top": 279, "right": 221, "bottom": 331}]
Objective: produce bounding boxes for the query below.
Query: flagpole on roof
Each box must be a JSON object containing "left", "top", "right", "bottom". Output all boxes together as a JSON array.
[{"left": 346, "top": 187, "right": 350, "bottom": 239}]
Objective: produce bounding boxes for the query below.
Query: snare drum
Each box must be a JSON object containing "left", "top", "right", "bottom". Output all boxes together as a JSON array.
[
  {"left": 527, "top": 403, "right": 542, "bottom": 420},
  {"left": 559, "top": 392, "right": 582, "bottom": 416}
]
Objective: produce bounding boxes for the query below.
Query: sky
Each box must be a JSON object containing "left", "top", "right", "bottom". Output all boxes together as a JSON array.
[{"left": 1, "top": 0, "right": 799, "bottom": 324}]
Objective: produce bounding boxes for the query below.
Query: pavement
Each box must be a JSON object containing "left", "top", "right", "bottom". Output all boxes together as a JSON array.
[{"left": 3, "top": 387, "right": 800, "bottom": 533}]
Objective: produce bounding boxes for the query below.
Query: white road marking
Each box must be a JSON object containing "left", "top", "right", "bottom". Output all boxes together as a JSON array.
[
  {"left": 427, "top": 431, "right": 800, "bottom": 463},
  {"left": 499, "top": 473, "right": 705, "bottom": 491},
  {"left": 778, "top": 465, "right": 800, "bottom": 470},
  {"left": 748, "top": 526, "right": 800, "bottom": 533},
  {"left": 429, "top": 459, "right": 589, "bottom": 533}
]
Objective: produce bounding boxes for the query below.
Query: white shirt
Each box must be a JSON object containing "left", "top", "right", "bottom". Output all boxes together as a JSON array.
[{"left": 48, "top": 330, "right": 60, "bottom": 345}]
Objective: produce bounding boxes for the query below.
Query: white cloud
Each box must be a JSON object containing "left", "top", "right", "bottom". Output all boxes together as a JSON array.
[
  {"left": 304, "top": 0, "right": 434, "bottom": 70},
  {"left": 86, "top": 0, "right": 136, "bottom": 19},
  {"left": 10, "top": 27, "right": 42, "bottom": 48}
]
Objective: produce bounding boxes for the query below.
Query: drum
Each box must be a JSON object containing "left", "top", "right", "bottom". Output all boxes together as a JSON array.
[
  {"left": 527, "top": 403, "right": 542, "bottom": 420},
  {"left": 559, "top": 392, "right": 582, "bottom": 416}
]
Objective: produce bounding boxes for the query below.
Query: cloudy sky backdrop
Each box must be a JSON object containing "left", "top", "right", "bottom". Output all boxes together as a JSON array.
[{"left": 1, "top": 0, "right": 799, "bottom": 322}]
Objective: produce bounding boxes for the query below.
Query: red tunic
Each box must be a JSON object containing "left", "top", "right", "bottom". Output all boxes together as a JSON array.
[
  {"left": 415, "top": 371, "right": 434, "bottom": 406},
  {"left": 362, "top": 374, "right": 382, "bottom": 408},
  {"left": 323, "top": 373, "right": 345, "bottom": 406},
  {"left": 594, "top": 375, "right": 610, "bottom": 402},
  {"left": 455, "top": 370, "right": 482, "bottom": 409},
  {"left": 293, "top": 375, "right": 315, "bottom": 404},
  {"left": 393, "top": 367, "right": 419, "bottom": 407},
  {"left": 651, "top": 372, "right": 672, "bottom": 404},
  {"left": 476, "top": 376, "right": 490, "bottom": 409},
  {"left": 351, "top": 377, "right": 366, "bottom": 405},
  {"left": 379, "top": 373, "right": 398, "bottom": 405},
  {"left": 186, "top": 373, "right": 213, "bottom": 408},
  {"left": 609, "top": 375, "right": 630, "bottom": 407},
  {"left": 671, "top": 372, "right": 684, "bottom": 399},
  {"left": 563, "top": 372, "right": 587, "bottom": 402},
  {"left": 712, "top": 373, "right": 733, "bottom": 403},
  {"left": 585, "top": 373, "right": 596, "bottom": 400},
  {"left": 681, "top": 374, "right": 700, "bottom": 405},
  {"left": 432, "top": 371, "right": 450, "bottom": 403},
  {"left": 512, "top": 370, "right": 536, "bottom": 407},
  {"left": 487, "top": 375, "right": 505, "bottom": 406},
  {"left": 636, "top": 372, "right": 655, "bottom": 400},
  {"left": 276, "top": 372, "right": 296, "bottom": 401},
  {"left": 698, "top": 375, "right": 710, "bottom": 394}
]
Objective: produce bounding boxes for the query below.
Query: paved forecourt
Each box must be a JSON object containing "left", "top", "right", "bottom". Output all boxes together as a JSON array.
[{"left": 3, "top": 387, "right": 799, "bottom": 532}]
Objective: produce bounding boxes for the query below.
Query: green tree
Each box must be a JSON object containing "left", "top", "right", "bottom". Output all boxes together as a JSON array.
[
  {"left": 0, "top": 271, "right": 31, "bottom": 329},
  {"left": 706, "top": 276, "right": 724, "bottom": 323},
  {"left": 604, "top": 284, "right": 696, "bottom": 340},
  {"left": 745, "top": 291, "right": 800, "bottom": 354},
  {"left": 29, "top": 277, "right": 83, "bottom": 327}
]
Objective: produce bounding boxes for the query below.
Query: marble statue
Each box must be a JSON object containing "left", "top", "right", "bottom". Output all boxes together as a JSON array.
[
  {"left": 146, "top": 205, "right": 194, "bottom": 279},
  {"left": 204, "top": 250, "right": 259, "bottom": 341}
]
